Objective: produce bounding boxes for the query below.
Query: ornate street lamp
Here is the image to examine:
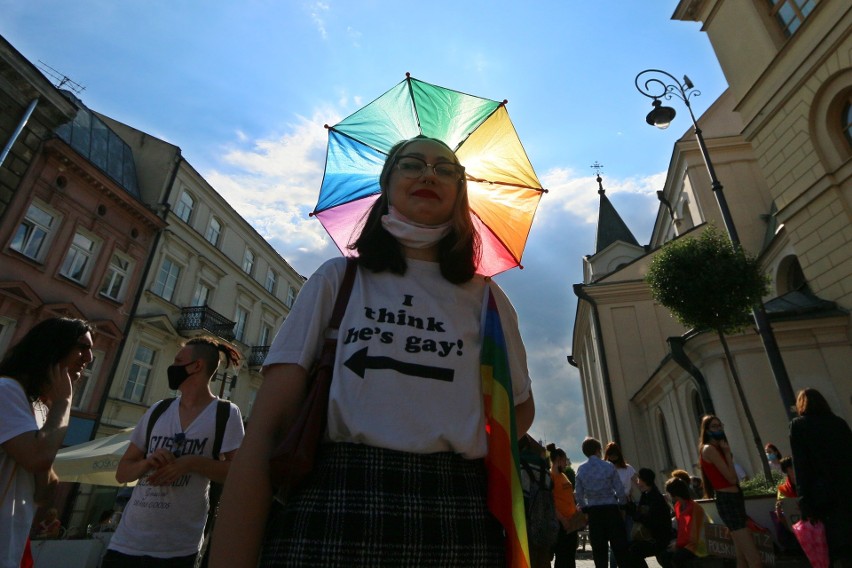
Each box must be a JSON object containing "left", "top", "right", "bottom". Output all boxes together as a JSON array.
[{"left": 635, "top": 69, "right": 797, "bottom": 420}]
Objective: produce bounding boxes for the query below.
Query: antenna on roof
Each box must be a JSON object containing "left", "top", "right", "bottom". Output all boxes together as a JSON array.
[{"left": 36, "top": 61, "right": 86, "bottom": 95}]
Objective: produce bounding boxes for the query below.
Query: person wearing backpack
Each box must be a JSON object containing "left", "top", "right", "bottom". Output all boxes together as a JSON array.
[
  {"left": 520, "top": 436, "right": 559, "bottom": 568},
  {"left": 102, "top": 337, "right": 244, "bottom": 568}
]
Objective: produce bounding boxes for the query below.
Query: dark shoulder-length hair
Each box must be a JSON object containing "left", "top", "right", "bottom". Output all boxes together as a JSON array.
[
  {"left": 349, "top": 136, "right": 480, "bottom": 284},
  {"left": 603, "top": 441, "right": 627, "bottom": 468},
  {"left": 0, "top": 317, "right": 94, "bottom": 401},
  {"left": 796, "top": 387, "right": 833, "bottom": 417}
]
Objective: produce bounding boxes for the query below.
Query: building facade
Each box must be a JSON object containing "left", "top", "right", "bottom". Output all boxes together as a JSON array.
[
  {"left": 64, "top": 115, "right": 305, "bottom": 530},
  {"left": 572, "top": 0, "right": 851, "bottom": 481}
]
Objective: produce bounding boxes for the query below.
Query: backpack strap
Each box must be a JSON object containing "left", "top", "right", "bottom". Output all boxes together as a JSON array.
[
  {"left": 145, "top": 397, "right": 176, "bottom": 454},
  {"left": 211, "top": 399, "right": 231, "bottom": 460}
]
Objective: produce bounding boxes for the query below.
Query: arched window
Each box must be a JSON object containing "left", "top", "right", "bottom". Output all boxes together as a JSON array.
[
  {"left": 658, "top": 410, "right": 675, "bottom": 470},
  {"left": 691, "top": 390, "right": 705, "bottom": 430},
  {"left": 776, "top": 255, "right": 808, "bottom": 295},
  {"left": 175, "top": 192, "right": 194, "bottom": 223},
  {"left": 843, "top": 99, "right": 852, "bottom": 149},
  {"left": 205, "top": 217, "right": 221, "bottom": 246}
]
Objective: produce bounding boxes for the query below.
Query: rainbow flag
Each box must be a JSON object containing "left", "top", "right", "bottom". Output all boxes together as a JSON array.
[{"left": 481, "top": 287, "right": 530, "bottom": 568}]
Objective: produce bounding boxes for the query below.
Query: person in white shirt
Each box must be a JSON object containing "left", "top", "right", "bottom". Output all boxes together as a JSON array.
[
  {"left": 212, "top": 136, "right": 535, "bottom": 567},
  {"left": 103, "top": 337, "right": 244, "bottom": 568},
  {"left": 0, "top": 317, "right": 93, "bottom": 568}
]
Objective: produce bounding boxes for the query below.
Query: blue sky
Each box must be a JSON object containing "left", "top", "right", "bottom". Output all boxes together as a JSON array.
[{"left": 2, "top": 1, "right": 727, "bottom": 465}]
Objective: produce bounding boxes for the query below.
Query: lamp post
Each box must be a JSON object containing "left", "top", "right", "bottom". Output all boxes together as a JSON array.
[{"left": 635, "top": 68, "right": 797, "bottom": 420}]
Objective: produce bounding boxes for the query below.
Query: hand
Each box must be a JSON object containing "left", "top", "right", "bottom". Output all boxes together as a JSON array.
[
  {"left": 43, "top": 364, "right": 73, "bottom": 406},
  {"left": 146, "top": 448, "right": 177, "bottom": 471},
  {"left": 147, "top": 456, "right": 190, "bottom": 486}
]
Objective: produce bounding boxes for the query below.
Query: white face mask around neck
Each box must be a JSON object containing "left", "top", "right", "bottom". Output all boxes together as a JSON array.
[{"left": 380, "top": 206, "right": 452, "bottom": 249}]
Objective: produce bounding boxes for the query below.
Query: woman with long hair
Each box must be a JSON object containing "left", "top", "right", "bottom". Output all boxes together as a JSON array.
[
  {"left": 603, "top": 441, "right": 636, "bottom": 568},
  {"left": 697, "top": 415, "right": 762, "bottom": 568},
  {"left": 789, "top": 388, "right": 852, "bottom": 566},
  {"left": 212, "top": 136, "right": 535, "bottom": 567},
  {"left": 1, "top": 317, "right": 93, "bottom": 567}
]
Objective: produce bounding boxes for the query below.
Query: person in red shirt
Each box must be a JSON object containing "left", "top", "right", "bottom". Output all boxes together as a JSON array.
[
  {"left": 698, "top": 415, "right": 761, "bottom": 568},
  {"left": 664, "top": 477, "right": 707, "bottom": 568}
]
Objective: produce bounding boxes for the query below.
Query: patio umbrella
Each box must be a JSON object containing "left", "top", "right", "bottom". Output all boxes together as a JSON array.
[
  {"left": 313, "top": 73, "right": 546, "bottom": 277},
  {"left": 54, "top": 428, "right": 136, "bottom": 486}
]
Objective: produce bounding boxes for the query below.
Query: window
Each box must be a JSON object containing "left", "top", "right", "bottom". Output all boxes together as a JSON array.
[
  {"left": 285, "top": 285, "right": 296, "bottom": 308},
  {"left": 205, "top": 217, "right": 221, "bottom": 246},
  {"left": 242, "top": 249, "right": 254, "bottom": 275},
  {"left": 72, "top": 350, "right": 103, "bottom": 410},
  {"left": 152, "top": 258, "right": 181, "bottom": 301},
  {"left": 123, "top": 345, "right": 155, "bottom": 403},
  {"left": 0, "top": 317, "right": 16, "bottom": 358},
  {"left": 60, "top": 231, "right": 98, "bottom": 284},
  {"left": 769, "top": 0, "right": 817, "bottom": 36},
  {"left": 100, "top": 253, "right": 132, "bottom": 301},
  {"left": 658, "top": 411, "right": 675, "bottom": 469},
  {"left": 691, "top": 390, "right": 705, "bottom": 430},
  {"left": 259, "top": 323, "right": 272, "bottom": 346},
  {"left": 265, "top": 269, "right": 277, "bottom": 294},
  {"left": 174, "top": 191, "right": 195, "bottom": 223},
  {"left": 234, "top": 307, "right": 248, "bottom": 342},
  {"left": 10, "top": 203, "right": 57, "bottom": 261},
  {"left": 843, "top": 99, "right": 852, "bottom": 148},
  {"left": 191, "top": 283, "right": 210, "bottom": 307}
]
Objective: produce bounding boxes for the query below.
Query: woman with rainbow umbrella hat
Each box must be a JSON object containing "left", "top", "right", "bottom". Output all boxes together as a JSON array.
[{"left": 213, "top": 75, "right": 545, "bottom": 568}]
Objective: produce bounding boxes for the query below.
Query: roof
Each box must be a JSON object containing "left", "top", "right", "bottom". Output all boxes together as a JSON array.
[
  {"left": 54, "top": 91, "right": 140, "bottom": 198},
  {"left": 595, "top": 179, "right": 640, "bottom": 253}
]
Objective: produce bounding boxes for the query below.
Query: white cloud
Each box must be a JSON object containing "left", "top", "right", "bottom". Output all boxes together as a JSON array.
[{"left": 306, "top": 1, "right": 329, "bottom": 40}]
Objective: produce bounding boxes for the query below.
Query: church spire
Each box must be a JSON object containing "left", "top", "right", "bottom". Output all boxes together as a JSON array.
[{"left": 592, "top": 166, "right": 640, "bottom": 253}]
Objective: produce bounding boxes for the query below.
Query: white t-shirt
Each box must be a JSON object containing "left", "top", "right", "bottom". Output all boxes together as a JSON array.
[
  {"left": 108, "top": 397, "right": 244, "bottom": 558},
  {"left": 0, "top": 378, "right": 44, "bottom": 568},
  {"left": 616, "top": 464, "right": 637, "bottom": 501},
  {"left": 264, "top": 257, "right": 531, "bottom": 459}
]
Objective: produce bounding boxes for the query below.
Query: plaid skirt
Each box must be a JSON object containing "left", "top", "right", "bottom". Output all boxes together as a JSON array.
[
  {"left": 259, "top": 443, "right": 505, "bottom": 567},
  {"left": 714, "top": 489, "right": 748, "bottom": 531}
]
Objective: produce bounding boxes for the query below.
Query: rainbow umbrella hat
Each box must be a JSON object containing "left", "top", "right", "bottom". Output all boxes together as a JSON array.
[{"left": 312, "top": 73, "right": 546, "bottom": 277}]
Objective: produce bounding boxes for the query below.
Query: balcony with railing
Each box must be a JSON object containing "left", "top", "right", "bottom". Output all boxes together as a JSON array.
[
  {"left": 176, "top": 306, "right": 236, "bottom": 340},
  {"left": 248, "top": 345, "right": 270, "bottom": 368}
]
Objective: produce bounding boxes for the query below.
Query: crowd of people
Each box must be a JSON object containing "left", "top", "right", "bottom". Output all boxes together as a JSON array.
[{"left": 1, "top": 135, "right": 850, "bottom": 568}]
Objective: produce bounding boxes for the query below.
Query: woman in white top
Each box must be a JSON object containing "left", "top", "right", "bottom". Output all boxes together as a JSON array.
[
  {"left": 604, "top": 442, "right": 637, "bottom": 568},
  {"left": 212, "top": 136, "right": 535, "bottom": 567}
]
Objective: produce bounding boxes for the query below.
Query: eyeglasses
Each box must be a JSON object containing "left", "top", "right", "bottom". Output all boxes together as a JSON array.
[
  {"left": 395, "top": 155, "right": 465, "bottom": 182},
  {"left": 173, "top": 433, "right": 186, "bottom": 457}
]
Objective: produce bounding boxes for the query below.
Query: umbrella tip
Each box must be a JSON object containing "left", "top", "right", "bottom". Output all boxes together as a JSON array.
[
  {"left": 324, "top": 124, "right": 330, "bottom": 129},
  {"left": 309, "top": 211, "right": 315, "bottom": 218},
  {"left": 405, "top": 72, "right": 411, "bottom": 78},
  {"left": 502, "top": 99, "right": 508, "bottom": 106}
]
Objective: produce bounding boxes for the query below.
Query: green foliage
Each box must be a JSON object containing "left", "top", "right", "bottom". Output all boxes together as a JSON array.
[
  {"left": 740, "top": 471, "right": 784, "bottom": 497},
  {"left": 646, "top": 226, "right": 769, "bottom": 334}
]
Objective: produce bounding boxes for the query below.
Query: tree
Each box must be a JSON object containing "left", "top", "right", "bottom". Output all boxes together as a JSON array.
[{"left": 646, "top": 226, "right": 773, "bottom": 481}]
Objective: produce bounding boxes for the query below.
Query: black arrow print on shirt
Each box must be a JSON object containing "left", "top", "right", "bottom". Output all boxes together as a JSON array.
[{"left": 343, "top": 347, "right": 454, "bottom": 382}]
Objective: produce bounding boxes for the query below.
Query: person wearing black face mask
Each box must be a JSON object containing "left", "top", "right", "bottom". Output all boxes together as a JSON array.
[
  {"left": 103, "top": 337, "right": 245, "bottom": 568},
  {"left": 697, "top": 415, "right": 762, "bottom": 568}
]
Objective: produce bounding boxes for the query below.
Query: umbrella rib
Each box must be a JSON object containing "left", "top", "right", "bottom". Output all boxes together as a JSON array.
[
  {"left": 466, "top": 175, "right": 548, "bottom": 193},
  {"left": 325, "top": 125, "right": 391, "bottom": 159},
  {"left": 470, "top": 209, "right": 522, "bottom": 266}
]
